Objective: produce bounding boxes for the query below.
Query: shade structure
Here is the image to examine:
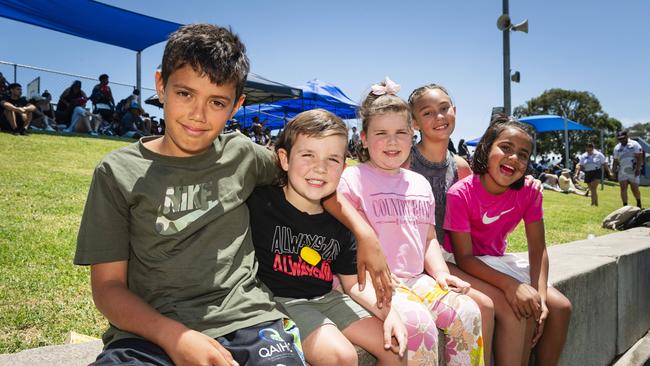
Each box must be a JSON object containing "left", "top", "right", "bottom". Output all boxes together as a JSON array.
[
  {"left": 145, "top": 73, "right": 302, "bottom": 110},
  {"left": 466, "top": 136, "right": 481, "bottom": 146},
  {"left": 0, "top": 0, "right": 183, "bottom": 103},
  {"left": 519, "top": 115, "right": 593, "bottom": 169},
  {"left": 232, "top": 79, "right": 359, "bottom": 129},
  {"left": 519, "top": 115, "right": 593, "bottom": 133},
  {"left": 0, "top": 0, "right": 182, "bottom": 52}
]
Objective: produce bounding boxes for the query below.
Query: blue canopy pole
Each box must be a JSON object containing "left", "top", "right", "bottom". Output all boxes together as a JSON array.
[
  {"left": 563, "top": 116, "right": 570, "bottom": 169},
  {"left": 136, "top": 51, "right": 142, "bottom": 104}
]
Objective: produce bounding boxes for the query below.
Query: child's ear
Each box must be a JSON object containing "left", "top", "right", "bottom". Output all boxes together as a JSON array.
[
  {"left": 360, "top": 131, "right": 368, "bottom": 148},
  {"left": 230, "top": 94, "right": 246, "bottom": 119},
  {"left": 155, "top": 70, "right": 165, "bottom": 103},
  {"left": 277, "top": 148, "right": 290, "bottom": 171}
]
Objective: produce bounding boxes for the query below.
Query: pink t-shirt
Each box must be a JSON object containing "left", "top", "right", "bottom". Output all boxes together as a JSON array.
[
  {"left": 338, "top": 163, "right": 436, "bottom": 279},
  {"left": 443, "top": 174, "right": 543, "bottom": 256}
]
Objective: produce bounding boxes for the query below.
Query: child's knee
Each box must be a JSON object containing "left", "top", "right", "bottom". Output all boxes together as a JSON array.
[
  {"left": 318, "top": 342, "right": 358, "bottom": 366},
  {"left": 550, "top": 294, "right": 573, "bottom": 320},
  {"left": 472, "top": 291, "right": 495, "bottom": 319}
]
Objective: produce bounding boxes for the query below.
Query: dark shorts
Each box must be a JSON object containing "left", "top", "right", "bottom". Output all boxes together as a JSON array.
[
  {"left": 584, "top": 169, "right": 602, "bottom": 183},
  {"left": 91, "top": 319, "right": 306, "bottom": 366}
]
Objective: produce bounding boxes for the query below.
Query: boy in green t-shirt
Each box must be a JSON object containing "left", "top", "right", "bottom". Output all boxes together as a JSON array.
[{"left": 74, "top": 24, "right": 390, "bottom": 366}]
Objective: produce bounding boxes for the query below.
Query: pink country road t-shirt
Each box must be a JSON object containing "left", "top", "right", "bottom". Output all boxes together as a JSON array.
[
  {"left": 338, "top": 163, "right": 436, "bottom": 279},
  {"left": 443, "top": 174, "right": 543, "bottom": 256}
]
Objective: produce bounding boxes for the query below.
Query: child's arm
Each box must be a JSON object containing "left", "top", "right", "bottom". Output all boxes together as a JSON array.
[
  {"left": 450, "top": 231, "right": 541, "bottom": 321},
  {"left": 422, "top": 224, "right": 469, "bottom": 292},
  {"left": 525, "top": 219, "right": 550, "bottom": 344},
  {"left": 322, "top": 192, "right": 392, "bottom": 308},
  {"left": 339, "top": 274, "right": 407, "bottom": 357},
  {"left": 91, "top": 261, "right": 238, "bottom": 366},
  {"left": 454, "top": 155, "right": 472, "bottom": 180}
]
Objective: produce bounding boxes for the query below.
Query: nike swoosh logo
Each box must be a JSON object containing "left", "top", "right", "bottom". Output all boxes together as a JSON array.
[
  {"left": 482, "top": 207, "right": 514, "bottom": 225},
  {"left": 155, "top": 199, "right": 220, "bottom": 236}
]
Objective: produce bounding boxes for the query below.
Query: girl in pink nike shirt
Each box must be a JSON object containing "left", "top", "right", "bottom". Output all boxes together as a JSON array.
[{"left": 444, "top": 114, "right": 572, "bottom": 366}]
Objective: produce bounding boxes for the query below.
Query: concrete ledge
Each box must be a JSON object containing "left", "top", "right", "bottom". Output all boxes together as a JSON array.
[
  {"left": 548, "top": 227, "right": 650, "bottom": 364},
  {"left": 2, "top": 228, "right": 649, "bottom": 366},
  {"left": 0, "top": 340, "right": 102, "bottom": 366}
]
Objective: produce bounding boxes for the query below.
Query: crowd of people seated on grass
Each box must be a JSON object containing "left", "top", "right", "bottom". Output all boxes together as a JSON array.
[{"left": 0, "top": 73, "right": 163, "bottom": 138}]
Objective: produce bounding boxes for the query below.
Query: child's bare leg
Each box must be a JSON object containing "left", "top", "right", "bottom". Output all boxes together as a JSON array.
[
  {"left": 450, "top": 264, "right": 495, "bottom": 366},
  {"left": 3, "top": 110, "right": 17, "bottom": 130},
  {"left": 302, "top": 324, "right": 358, "bottom": 366},
  {"left": 534, "top": 288, "right": 572, "bottom": 366},
  {"left": 522, "top": 317, "right": 535, "bottom": 366},
  {"left": 342, "top": 316, "right": 406, "bottom": 366}
]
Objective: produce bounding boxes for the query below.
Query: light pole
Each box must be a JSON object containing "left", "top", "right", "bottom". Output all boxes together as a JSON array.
[{"left": 497, "top": 0, "right": 528, "bottom": 116}]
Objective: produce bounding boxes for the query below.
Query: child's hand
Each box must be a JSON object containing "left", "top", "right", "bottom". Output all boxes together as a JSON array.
[
  {"left": 505, "top": 282, "right": 542, "bottom": 320},
  {"left": 166, "top": 329, "right": 238, "bottom": 366},
  {"left": 356, "top": 235, "right": 393, "bottom": 308},
  {"left": 436, "top": 272, "right": 470, "bottom": 293},
  {"left": 383, "top": 309, "right": 408, "bottom": 357},
  {"left": 531, "top": 300, "right": 549, "bottom": 347},
  {"left": 525, "top": 175, "right": 544, "bottom": 193}
]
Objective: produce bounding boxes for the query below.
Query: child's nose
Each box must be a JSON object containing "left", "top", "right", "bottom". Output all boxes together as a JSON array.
[
  {"left": 189, "top": 101, "right": 206, "bottom": 123},
  {"left": 315, "top": 160, "right": 328, "bottom": 172}
]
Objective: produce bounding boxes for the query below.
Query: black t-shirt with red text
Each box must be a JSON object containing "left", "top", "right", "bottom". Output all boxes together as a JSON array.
[{"left": 248, "top": 185, "right": 357, "bottom": 298}]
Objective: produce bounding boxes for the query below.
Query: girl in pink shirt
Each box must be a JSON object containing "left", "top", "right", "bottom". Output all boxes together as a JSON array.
[
  {"left": 444, "top": 115, "right": 572, "bottom": 366},
  {"left": 339, "top": 78, "right": 484, "bottom": 366}
]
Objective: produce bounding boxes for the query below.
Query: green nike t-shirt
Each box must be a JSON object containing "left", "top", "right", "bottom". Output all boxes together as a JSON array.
[{"left": 74, "top": 132, "right": 285, "bottom": 346}]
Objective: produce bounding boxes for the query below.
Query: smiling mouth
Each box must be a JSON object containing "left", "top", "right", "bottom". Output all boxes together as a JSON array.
[
  {"left": 384, "top": 150, "right": 401, "bottom": 157},
  {"left": 500, "top": 164, "right": 515, "bottom": 175},
  {"left": 433, "top": 123, "right": 449, "bottom": 131},
  {"left": 306, "top": 178, "right": 325, "bottom": 187}
]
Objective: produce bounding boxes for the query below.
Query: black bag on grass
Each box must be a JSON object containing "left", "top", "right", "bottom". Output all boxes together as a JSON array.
[{"left": 622, "top": 209, "right": 650, "bottom": 230}]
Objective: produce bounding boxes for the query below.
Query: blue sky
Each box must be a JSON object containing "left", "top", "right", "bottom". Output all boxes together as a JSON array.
[{"left": 1, "top": 0, "right": 648, "bottom": 144}]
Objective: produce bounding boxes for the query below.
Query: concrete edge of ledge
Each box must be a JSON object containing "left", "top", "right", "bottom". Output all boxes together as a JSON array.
[{"left": 612, "top": 329, "right": 650, "bottom": 366}]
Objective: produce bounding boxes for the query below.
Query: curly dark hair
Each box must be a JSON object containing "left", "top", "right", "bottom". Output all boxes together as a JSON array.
[
  {"left": 471, "top": 113, "right": 533, "bottom": 190},
  {"left": 161, "top": 24, "right": 249, "bottom": 100}
]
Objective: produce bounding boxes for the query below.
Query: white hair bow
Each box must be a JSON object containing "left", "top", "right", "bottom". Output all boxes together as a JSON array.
[{"left": 371, "top": 77, "right": 401, "bottom": 96}]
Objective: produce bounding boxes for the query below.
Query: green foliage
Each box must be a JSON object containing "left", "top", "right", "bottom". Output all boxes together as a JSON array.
[
  {"left": 513, "top": 88, "right": 623, "bottom": 157},
  {"left": 627, "top": 122, "right": 650, "bottom": 141},
  {"left": 0, "top": 132, "right": 648, "bottom": 353}
]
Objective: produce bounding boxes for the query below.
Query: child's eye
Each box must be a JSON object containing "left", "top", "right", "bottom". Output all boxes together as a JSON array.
[
  {"left": 210, "top": 100, "right": 225, "bottom": 108},
  {"left": 517, "top": 152, "right": 530, "bottom": 161},
  {"left": 176, "top": 90, "right": 190, "bottom": 98},
  {"left": 422, "top": 112, "right": 431, "bottom": 117},
  {"left": 329, "top": 157, "right": 341, "bottom": 164},
  {"left": 500, "top": 145, "right": 512, "bottom": 153},
  {"left": 301, "top": 153, "right": 314, "bottom": 158}
]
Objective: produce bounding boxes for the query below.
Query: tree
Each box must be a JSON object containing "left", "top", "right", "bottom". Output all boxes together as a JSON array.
[
  {"left": 514, "top": 89, "right": 623, "bottom": 159},
  {"left": 627, "top": 122, "right": 650, "bottom": 141}
]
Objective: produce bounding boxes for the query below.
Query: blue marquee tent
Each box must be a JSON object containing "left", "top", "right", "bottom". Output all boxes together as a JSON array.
[
  {"left": 0, "top": 0, "right": 183, "bottom": 98},
  {"left": 233, "top": 79, "right": 359, "bottom": 129}
]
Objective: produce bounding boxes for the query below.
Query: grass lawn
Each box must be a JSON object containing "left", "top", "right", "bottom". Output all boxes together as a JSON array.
[{"left": 1, "top": 132, "right": 648, "bottom": 353}]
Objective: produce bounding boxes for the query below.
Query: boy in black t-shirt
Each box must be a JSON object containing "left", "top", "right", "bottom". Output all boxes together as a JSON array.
[{"left": 248, "top": 109, "right": 407, "bottom": 365}]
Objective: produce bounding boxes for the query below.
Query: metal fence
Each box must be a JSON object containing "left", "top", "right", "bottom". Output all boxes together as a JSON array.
[{"left": 0, "top": 60, "right": 160, "bottom": 118}]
